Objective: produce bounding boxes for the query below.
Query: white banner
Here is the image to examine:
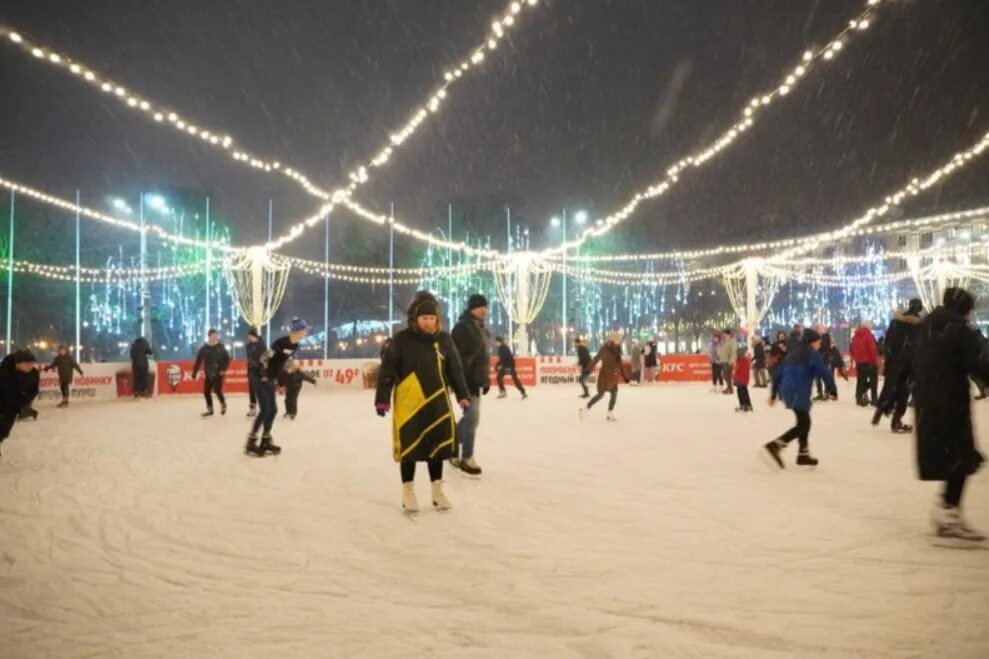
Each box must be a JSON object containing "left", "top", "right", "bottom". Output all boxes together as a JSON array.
[{"left": 37, "top": 362, "right": 149, "bottom": 403}]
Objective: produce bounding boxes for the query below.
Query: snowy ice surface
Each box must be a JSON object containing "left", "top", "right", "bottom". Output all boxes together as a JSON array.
[{"left": 1, "top": 382, "right": 987, "bottom": 658}]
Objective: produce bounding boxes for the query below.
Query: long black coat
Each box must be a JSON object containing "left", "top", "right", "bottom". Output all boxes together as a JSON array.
[
  {"left": 451, "top": 311, "right": 490, "bottom": 396},
  {"left": 0, "top": 355, "right": 40, "bottom": 416},
  {"left": 130, "top": 337, "right": 152, "bottom": 368},
  {"left": 376, "top": 327, "right": 470, "bottom": 463},
  {"left": 912, "top": 307, "right": 988, "bottom": 481}
]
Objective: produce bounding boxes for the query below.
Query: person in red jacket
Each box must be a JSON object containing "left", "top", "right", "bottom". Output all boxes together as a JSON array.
[
  {"left": 733, "top": 347, "right": 753, "bottom": 412},
  {"left": 850, "top": 321, "right": 879, "bottom": 406}
]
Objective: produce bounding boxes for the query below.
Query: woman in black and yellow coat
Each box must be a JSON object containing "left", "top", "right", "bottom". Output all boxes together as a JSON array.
[{"left": 375, "top": 292, "right": 470, "bottom": 513}]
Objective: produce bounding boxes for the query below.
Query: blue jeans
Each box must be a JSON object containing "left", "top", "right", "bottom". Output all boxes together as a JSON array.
[
  {"left": 250, "top": 375, "right": 277, "bottom": 435},
  {"left": 456, "top": 394, "right": 482, "bottom": 459}
]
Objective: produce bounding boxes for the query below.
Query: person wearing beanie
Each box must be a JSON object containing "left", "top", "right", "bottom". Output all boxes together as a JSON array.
[
  {"left": 450, "top": 292, "right": 492, "bottom": 476},
  {"left": 912, "top": 287, "right": 987, "bottom": 544},
  {"left": 376, "top": 293, "right": 470, "bottom": 512},
  {"left": 245, "top": 318, "right": 309, "bottom": 457},
  {"left": 494, "top": 336, "right": 527, "bottom": 400},
  {"left": 873, "top": 299, "right": 924, "bottom": 432},
  {"left": 43, "top": 344, "right": 84, "bottom": 408},
  {"left": 245, "top": 328, "right": 267, "bottom": 417},
  {"left": 129, "top": 336, "right": 153, "bottom": 399},
  {"left": 733, "top": 346, "right": 753, "bottom": 412},
  {"left": 192, "top": 329, "right": 231, "bottom": 417},
  {"left": 574, "top": 337, "right": 593, "bottom": 398},
  {"left": 0, "top": 349, "right": 40, "bottom": 458},
  {"left": 579, "top": 332, "right": 627, "bottom": 422},
  {"left": 276, "top": 360, "right": 317, "bottom": 420},
  {"left": 763, "top": 328, "right": 837, "bottom": 470}
]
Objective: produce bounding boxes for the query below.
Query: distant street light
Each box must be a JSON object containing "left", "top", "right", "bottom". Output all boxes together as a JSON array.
[
  {"left": 574, "top": 210, "right": 589, "bottom": 225},
  {"left": 146, "top": 194, "right": 168, "bottom": 212},
  {"left": 110, "top": 198, "right": 132, "bottom": 214}
]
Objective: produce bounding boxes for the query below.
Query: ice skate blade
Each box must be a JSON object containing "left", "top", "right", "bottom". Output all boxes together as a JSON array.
[
  {"left": 930, "top": 535, "right": 987, "bottom": 550},
  {"left": 457, "top": 470, "right": 482, "bottom": 480}
]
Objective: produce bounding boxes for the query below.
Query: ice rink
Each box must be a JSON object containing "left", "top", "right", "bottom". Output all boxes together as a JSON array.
[{"left": 1, "top": 382, "right": 987, "bottom": 658}]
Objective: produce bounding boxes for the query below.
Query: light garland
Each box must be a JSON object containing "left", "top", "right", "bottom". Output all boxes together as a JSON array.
[
  {"left": 568, "top": 206, "right": 989, "bottom": 263},
  {"left": 0, "top": 1, "right": 543, "bottom": 254},
  {"left": 553, "top": 261, "right": 738, "bottom": 286},
  {"left": 289, "top": 259, "right": 433, "bottom": 285},
  {"left": 278, "top": 253, "right": 497, "bottom": 276},
  {"left": 528, "top": 0, "right": 894, "bottom": 258},
  {"left": 0, "top": 174, "right": 238, "bottom": 252},
  {"left": 10, "top": 258, "right": 212, "bottom": 283}
]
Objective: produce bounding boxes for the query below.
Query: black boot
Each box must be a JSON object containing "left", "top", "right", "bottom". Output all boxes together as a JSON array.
[
  {"left": 220, "top": 402, "right": 227, "bottom": 416},
  {"left": 762, "top": 440, "right": 785, "bottom": 470},
  {"left": 260, "top": 434, "right": 282, "bottom": 455},
  {"left": 57, "top": 399, "right": 69, "bottom": 409},
  {"left": 890, "top": 417, "right": 913, "bottom": 434},
  {"left": 871, "top": 407, "right": 885, "bottom": 427},
  {"left": 245, "top": 433, "right": 264, "bottom": 456},
  {"left": 201, "top": 408, "right": 214, "bottom": 418},
  {"left": 796, "top": 451, "right": 819, "bottom": 467}
]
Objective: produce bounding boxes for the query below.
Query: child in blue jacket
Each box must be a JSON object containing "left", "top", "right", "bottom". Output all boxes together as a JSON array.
[{"left": 764, "top": 328, "right": 837, "bottom": 469}]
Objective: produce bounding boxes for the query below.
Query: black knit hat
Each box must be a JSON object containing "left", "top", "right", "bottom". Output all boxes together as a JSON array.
[
  {"left": 907, "top": 298, "right": 923, "bottom": 315},
  {"left": 944, "top": 287, "right": 975, "bottom": 315},
  {"left": 467, "top": 293, "right": 488, "bottom": 310},
  {"left": 801, "top": 328, "right": 821, "bottom": 344},
  {"left": 247, "top": 328, "right": 261, "bottom": 339},
  {"left": 408, "top": 291, "right": 441, "bottom": 326},
  {"left": 13, "top": 349, "right": 36, "bottom": 364}
]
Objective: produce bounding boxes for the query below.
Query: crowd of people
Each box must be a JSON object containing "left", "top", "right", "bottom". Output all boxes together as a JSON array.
[{"left": 0, "top": 287, "right": 985, "bottom": 546}]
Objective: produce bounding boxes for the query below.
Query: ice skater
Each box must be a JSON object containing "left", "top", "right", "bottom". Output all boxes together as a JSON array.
[
  {"left": 709, "top": 332, "right": 723, "bottom": 392},
  {"left": 375, "top": 291, "right": 470, "bottom": 513},
  {"left": 734, "top": 347, "right": 753, "bottom": 412},
  {"left": 0, "top": 350, "right": 39, "bottom": 459},
  {"left": 579, "top": 332, "right": 626, "bottom": 422},
  {"left": 193, "top": 329, "right": 231, "bottom": 417},
  {"left": 913, "top": 287, "right": 986, "bottom": 545},
  {"left": 850, "top": 321, "right": 879, "bottom": 406},
  {"left": 494, "top": 336, "right": 527, "bottom": 399},
  {"left": 763, "top": 329, "right": 837, "bottom": 469},
  {"left": 718, "top": 329, "right": 737, "bottom": 395},
  {"left": 872, "top": 299, "right": 923, "bottom": 433},
  {"left": 43, "top": 345, "right": 83, "bottom": 408},
  {"left": 277, "top": 361, "right": 316, "bottom": 420},
  {"left": 451, "top": 293, "right": 491, "bottom": 477},
  {"left": 245, "top": 318, "right": 309, "bottom": 457},
  {"left": 575, "top": 337, "right": 592, "bottom": 398},
  {"left": 245, "top": 328, "right": 266, "bottom": 417},
  {"left": 130, "top": 335, "right": 153, "bottom": 398}
]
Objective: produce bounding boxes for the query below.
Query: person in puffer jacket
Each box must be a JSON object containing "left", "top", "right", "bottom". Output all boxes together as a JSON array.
[
  {"left": 850, "top": 322, "right": 879, "bottom": 406},
  {"left": 763, "top": 329, "right": 837, "bottom": 470}
]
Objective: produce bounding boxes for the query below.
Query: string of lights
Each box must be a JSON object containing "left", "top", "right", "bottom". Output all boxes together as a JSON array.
[
  {"left": 526, "top": 0, "right": 894, "bottom": 258},
  {"left": 11, "top": 258, "right": 211, "bottom": 283},
  {"left": 278, "top": 253, "right": 498, "bottom": 276},
  {"left": 0, "top": 0, "right": 543, "bottom": 254}
]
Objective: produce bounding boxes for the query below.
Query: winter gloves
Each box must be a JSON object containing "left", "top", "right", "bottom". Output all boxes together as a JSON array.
[{"left": 375, "top": 403, "right": 390, "bottom": 417}]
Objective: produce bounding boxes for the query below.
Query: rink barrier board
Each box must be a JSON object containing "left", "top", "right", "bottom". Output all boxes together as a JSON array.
[{"left": 156, "top": 359, "right": 376, "bottom": 394}]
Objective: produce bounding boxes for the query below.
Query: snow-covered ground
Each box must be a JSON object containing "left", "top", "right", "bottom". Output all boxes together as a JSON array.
[{"left": 1, "top": 382, "right": 987, "bottom": 658}]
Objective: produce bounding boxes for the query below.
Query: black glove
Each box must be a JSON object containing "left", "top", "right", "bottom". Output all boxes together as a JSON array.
[{"left": 482, "top": 384, "right": 490, "bottom": 396}]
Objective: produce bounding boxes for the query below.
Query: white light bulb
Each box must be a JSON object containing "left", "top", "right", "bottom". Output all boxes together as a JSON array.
[
  {"left": 69, "top": 63, "right": 81, "bottom": 74},
  {"left": 83, "top": 71, "right": 95, "bottom": 80},
  {"left": 31, "top": 47, "right": 43, "bottom": 57},
  {"left": 9, "top": 32, "right": 22, "bottom": 43},
  {"left": 803, "top": 50, "right": 813, "bottom": 61},
  {"left": 101, "top": 82, "right": 112, "bottom": 92}
]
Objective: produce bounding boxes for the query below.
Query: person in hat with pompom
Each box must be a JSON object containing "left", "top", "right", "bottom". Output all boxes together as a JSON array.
[
  {"left": 763, "top": 328, "right": 837, "bottom": 470},
  {"left": 376, "top": 291, "right": 470, "bottom": 513},
  {"left": 245, "top": 317, "right": 309, "bottom": 457}
]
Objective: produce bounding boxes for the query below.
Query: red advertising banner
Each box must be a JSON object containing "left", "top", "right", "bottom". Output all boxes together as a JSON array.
[
  {"left": 488, "top": 356, "right": 538, "bottom": 387},
  {"left": 157, "top": 360, "right": 251, "bottom": 395},
  {"left": 655, "top": 354, "right": 713, "bottom": 382}
]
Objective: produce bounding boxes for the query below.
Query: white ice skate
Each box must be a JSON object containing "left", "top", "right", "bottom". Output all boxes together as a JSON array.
[
  {"left": 606, "top": 411, "right": 617, "bottom": 422},
  {"left": 431, "top": 481, "right": 452, "bottom": 511},
  {"left": 401, "top": 483, "right": 419, "bottom": 514},
  {"left": 458, "top": 457, "right": 482, "bottom": 478},
  {"left": 578, "top": 407, "right": 586, "bottom": 421},
  {"left": 931, "top": 504, "right": 985, "bottom": 547}
]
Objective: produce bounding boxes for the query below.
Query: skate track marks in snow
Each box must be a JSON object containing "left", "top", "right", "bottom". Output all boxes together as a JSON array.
[{"left": 0, "top": 383, "right": 987, "bottom": 658}]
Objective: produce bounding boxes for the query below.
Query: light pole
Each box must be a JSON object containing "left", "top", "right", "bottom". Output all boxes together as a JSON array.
[{"left": 551, "top": 209, "right": 587, "bottom": 356}]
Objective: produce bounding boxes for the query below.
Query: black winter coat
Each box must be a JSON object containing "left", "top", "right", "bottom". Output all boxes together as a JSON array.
[
  {"left": 262, "top": 336, "right": 299, "bottom": 380},
  {"left": 643, "top": 342, "right": 658, "bottom": 368},
  {"left": 376, "top": 327, "right": 469, "bottom": 463},
  {"left": 130, "top": 337, "right": 152, "bottom": 368},
  {"left": 0, "top": 356, "right": 40, "bottom": 415},
  {"left": 912, "top": 306, "right": 988, "bottom": 481},
  {"left": 576, "top": 344, "right": 592, "bottom": 371},
  {"left": 45, "top": 354, "right": 83, "bottom": 382},
  {"left": 193, "top": 343, "right": 231, "bottom": 379},
  {"left": 496, "top": 343, "right": 516, "bottom": 369},
  {"left": 451, "top": 311, "right": 491, "bottom": 396},
  {"left": 752, "top": 343, "right": 766, "bottom": 369},
  {"left": 246, "top": 338, "right": 267, "bottom": 377}
]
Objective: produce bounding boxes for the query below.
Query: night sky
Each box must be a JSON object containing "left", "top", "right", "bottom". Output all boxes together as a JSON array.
[{"left": 1, "top": 0, "right": 988, "bottom": 265}]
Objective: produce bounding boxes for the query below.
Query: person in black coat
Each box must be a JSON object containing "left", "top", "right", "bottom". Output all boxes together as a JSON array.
[
  {"left": 575, "top": 337, "right": 593, "bottom": 398},
  {"left": 246, "top": 318, "right": 309, "bottom": 457},
  {"left": 0, "top": 350, "right": 39, "bottom": 458},
  {"left": 873, "top": 299, "right": 923, "bottom": 433},
  {"left": 752, "top": 336, "right": 769, "bottom": 388},
  {"left": 913, "top": 287, "right": 987, "bottom": 543},
  {"left": 192, "top": 329, "right": 231, "bottom": 416},
  {"left": 277, "top": 361, "right": 316, "bottom": 419},
  {"left": 245, "top": 328, "right": 266, "bottom": 417},
  {"left": 44, "top": 345, "right": 84, "bottom": 408},
  {"left": 129, "top": 336, "right": 153, "bottom": 398},
  {"left": 495, "top": 336, "right": 527, "bottom": 399},
  {"left": 768, "top": 330, "right": 789, "bottom": 400},
  {"left": 450, "top": 293, "right": 491, "bottom": 475},
  {"left": 375, "top": 292, "right": 470, "bottom": 513}
]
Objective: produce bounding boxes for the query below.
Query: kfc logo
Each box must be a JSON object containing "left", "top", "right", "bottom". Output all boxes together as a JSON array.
[{"left": 166, "top": 363, "right": 182, "bottom": 390}]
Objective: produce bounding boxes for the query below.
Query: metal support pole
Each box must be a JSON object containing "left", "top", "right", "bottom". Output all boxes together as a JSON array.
[
  {"left": 139, "top": 194, "right": 152, "bottom": 346},
  {"left": 506, "top": 206, "right": 513, "bottom": 350},
  {"left": 448, "top": 203, "right": 454, "bottom": 327},
  {"left": 562, "top": 208, "right": 568, "bottom": 356},
  {"left": 205, "top": 197, "right": 211, "bottom": 338},
  {"left": 75, "top": 190, "right": 81, "bottom": 359},
  {"left": 5, "top": 190, "right": 13, "bottom": 354},
  {"left": 389, "top": 202, "right": 395, "bottom": 331},
  {"left": 324, "top": 211, "right": 330, "bottom": 358},
  {"left": 266, "top": 199, "right": 273, "bottom": 344}
]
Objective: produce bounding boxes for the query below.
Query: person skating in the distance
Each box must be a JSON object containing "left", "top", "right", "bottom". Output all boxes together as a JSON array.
[
  {"left": 245, "top": 328, "right": 266, "bottom": 417},
  {"left": 494, "top": 336, "right": 527, "bottom": 400},
  {"left": 277, "top": 361, "right": 316, "bottom": 420},
  {"left": 579, "top": 332, "right": 626, "bottom": 422},
  {"left": 575, "top": 337, "right": 592, "bottom": 398},
  {"left": 850, "top": 321, "right": 879, "bottom": 407},
  {"left": 44, "top": 345, "right": 83, "bottom": 408},
  {"left": 375, "top": 292, "right": 470, "bottom": 513},
  {"left": 734, "top": 347, "right": 753, "bottom": 412},
  {"left": 873, "top": 299, "right": 923, "bottom": 433},
  {"left": 912, "top": 287, "right": 987, "bottom": 545},
  {"left": 192, "top": 329, "right": 231, "bottom": 417},
  {"left": 245, "top": 318, "right": 309, "bottom": 457},
  {"left": 451, "top": 293, "right": 491, "bottom": 477},
  {"left": 130, "top": 336, "right": 153, "bottom": 399},
  {"left": 0, "top": 350, "right": 39, "bottom": 459},
  {"left": 763, "top": 329, "right": 837, "bottom": 470}
]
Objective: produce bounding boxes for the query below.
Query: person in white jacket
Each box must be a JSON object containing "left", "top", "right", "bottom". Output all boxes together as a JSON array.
[{"left": 717, "top": 329, "right": 738, "bottom": 395}]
